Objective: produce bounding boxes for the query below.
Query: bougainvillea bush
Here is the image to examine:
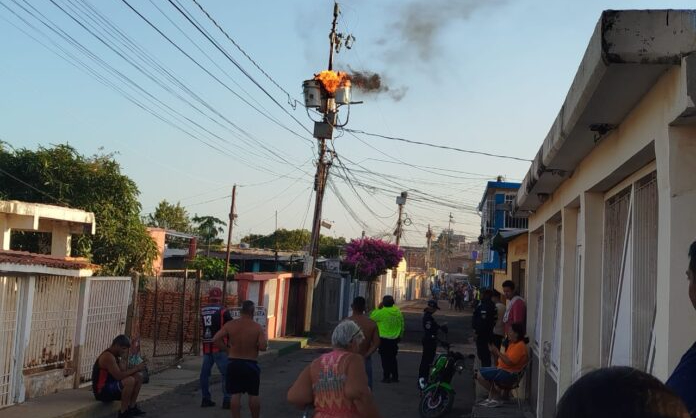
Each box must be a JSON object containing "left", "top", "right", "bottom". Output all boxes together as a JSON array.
[{"left": 344, "top": 237, "right": 404, "bottom": 281}]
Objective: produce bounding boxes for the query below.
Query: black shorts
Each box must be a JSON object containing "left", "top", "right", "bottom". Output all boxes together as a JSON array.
[
  {"left": 95, "top": 380, "right": 122, "bottom": 402},
  {"left": 226, "top": 358, "right": 260, "bottom": 396}
]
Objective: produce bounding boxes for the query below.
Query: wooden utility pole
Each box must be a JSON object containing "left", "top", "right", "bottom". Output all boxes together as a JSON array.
[
  {"left": 392, "top": 192, "right": 407, "bottom": 293},
  {"left": 425, "top": 224, "right": 433, "bottom": 273},
  {"left": 307, "top": 2, "right": 339, "bottom": 278},
  {"left": 222, "top": 185, "right": 237, "bottom": 301}
]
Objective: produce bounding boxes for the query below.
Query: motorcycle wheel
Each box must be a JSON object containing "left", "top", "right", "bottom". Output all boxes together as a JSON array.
[{"left": 418, "top": 388, "right": 455, "bottom": 418}]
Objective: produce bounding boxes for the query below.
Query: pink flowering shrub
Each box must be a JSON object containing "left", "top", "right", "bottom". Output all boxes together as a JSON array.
[{"left": 344, "top": 238, "right": 404, "bottom": 281}]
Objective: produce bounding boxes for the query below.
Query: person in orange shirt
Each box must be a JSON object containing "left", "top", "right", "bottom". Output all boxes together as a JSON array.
[{"left": 474, "top": 323, "right": 529, "bottom": 408}]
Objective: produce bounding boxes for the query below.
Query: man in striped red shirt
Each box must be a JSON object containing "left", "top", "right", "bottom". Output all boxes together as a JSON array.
[{"left": 200, "top": 287, "right": 233, "bottom": 409}]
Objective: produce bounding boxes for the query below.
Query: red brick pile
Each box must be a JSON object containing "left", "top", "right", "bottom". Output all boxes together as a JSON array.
[{"left": 139, "top": 291, "right": 239, "bottom": 343}]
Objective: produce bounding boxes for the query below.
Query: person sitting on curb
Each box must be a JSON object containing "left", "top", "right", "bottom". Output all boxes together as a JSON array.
[
  {"left": 474, "top": 323, "right": 528, "bottom": 408},
  {"left": 92, "top": 334, "right": 146, "bottom": 418}
]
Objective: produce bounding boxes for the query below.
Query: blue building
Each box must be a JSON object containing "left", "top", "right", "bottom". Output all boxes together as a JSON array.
[{"left": 476, "top": 179, "right": 527, "bottom": 288}]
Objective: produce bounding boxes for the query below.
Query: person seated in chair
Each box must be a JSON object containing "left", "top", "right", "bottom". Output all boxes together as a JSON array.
[
  {"left": 92, "top": 335, "right": 147, "bottom": 418},
  {"left": 474, "top": 323, "right": 529, "bottom": 408}
]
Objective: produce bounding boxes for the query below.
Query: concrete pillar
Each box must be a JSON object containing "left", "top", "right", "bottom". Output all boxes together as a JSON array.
[
  {"left": 0, "top": 214, "right": 10, "bottom": 250},
  {"left": 653, "top": 126, "right": 696, "bottom": 380},
  {"left": 535, "top": 220, "right": 559, "bottom": 417},
  {"left": 579, "top": 192, "right": 603, "bottom": 373},
  {"left": 50, "top": 221, "right": 71, "bottom": 257},
  {"left": 558, "top": 206, "right": 579, "bottom": 394}
]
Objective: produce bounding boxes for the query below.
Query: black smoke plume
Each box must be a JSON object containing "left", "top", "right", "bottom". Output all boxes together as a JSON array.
[{"left": 345, "top": 68, "right": 408, "bottom": 101}]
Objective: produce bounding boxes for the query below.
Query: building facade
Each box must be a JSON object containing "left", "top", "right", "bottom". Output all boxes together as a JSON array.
[
  {"left": 514, "top": 10, "right": 696, "bottom": 417},
  {"left": 477, "top": 180, "right": 528, "bottom": 288}
]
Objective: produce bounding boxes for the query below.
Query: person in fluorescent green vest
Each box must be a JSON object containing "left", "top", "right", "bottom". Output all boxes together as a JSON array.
[{"left": 370, "top": 295, "right": 404, "bottom": 383}]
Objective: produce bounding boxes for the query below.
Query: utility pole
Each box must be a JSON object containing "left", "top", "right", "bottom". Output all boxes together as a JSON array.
[
  {"left": 302, "top": 2, "right": 353, "bottom": 332},
  {"left": 425, "top": 224, "right": 433, "bottom": 274},
  {"left": 222, "top": 184, "right": 237, "bottom": 302},
  {"left": 392, "top": 192, "right": 407, "bottom": 293},
  {"left": 274, "top": 210, "right": 279, "bottom": 272}
]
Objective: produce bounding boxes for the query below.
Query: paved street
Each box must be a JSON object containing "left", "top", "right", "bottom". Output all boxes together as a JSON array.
[{"left": 122, "top": 301, "right": 474, "bottom": 418}]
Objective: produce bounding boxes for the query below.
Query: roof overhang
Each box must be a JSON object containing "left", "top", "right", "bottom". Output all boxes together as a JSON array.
[
  {"left": 491, "top": 229, "right": 528, "bottom": 252},
  {"left": 516, "top": 10, "right": 696, "bottom": 212},
  {"left": 0, "top": 200, "right": 96, "bottom": 234}
]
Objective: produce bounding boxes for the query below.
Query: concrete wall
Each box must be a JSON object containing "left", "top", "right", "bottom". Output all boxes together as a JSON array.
[{"left": 524, "top": 62, "right": 696, "bottom": 416}]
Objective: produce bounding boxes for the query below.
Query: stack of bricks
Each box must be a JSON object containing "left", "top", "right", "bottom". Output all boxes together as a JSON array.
[{"left": 138, "top": 290, "right": 239, "bottom": 342}]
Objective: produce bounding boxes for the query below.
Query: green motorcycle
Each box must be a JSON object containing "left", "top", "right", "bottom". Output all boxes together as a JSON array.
[{"left": 418, "top": 340, "right": 474, "bottom": 418}]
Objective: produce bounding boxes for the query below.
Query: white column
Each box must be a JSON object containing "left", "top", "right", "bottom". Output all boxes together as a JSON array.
[
  {"left": 653, "top": 125, "right": 696, "bottom": 380},
  {"left": 50, "top": 222, "right": 71, "bottom": 257},
  {"left": 558, "top": 207, "right": 578, "bottom": 394},
  {"left": 579, "top": 192, "right": 603, "bottom": 372},
  {"left": 0, "top": 214, "right": 10, "bottom": 250}
]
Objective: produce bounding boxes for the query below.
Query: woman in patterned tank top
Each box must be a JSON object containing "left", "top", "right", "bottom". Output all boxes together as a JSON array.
[{"left": 288, "top": 320, "right": 382, "bottom": 418}]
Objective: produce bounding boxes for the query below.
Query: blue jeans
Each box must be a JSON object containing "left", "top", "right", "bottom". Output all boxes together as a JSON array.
[
  {"left": 200, "top": 352, "right": 229, "bottom": 401},
  {"left": 365, "top": 355, "right": 373, "bottom": 390}
]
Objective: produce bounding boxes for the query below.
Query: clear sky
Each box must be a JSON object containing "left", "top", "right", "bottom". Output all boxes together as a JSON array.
[{"left": 2, "top": 0, "right": 693, "bottom": 247}]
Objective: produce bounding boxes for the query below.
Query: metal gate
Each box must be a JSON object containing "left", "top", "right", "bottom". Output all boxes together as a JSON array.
[
  {"left": 78, "top": 277, "right": 132, "bottom": 383},
  {"left": 0, "top": 276, "right": 20, "bottom": 408},
  {"left": 24, "top": 276, "right": 80, "bottom": 373}
]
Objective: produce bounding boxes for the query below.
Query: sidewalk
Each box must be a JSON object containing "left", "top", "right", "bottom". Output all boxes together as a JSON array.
[{"left": 1, "top": 338, "right": 304, "bottom": 418}]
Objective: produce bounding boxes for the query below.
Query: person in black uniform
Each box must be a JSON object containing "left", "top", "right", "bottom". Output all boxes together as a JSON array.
[
  {"left": 419, "top": 299, "right": 448, "bottom": 384},
  {"left": 200, "top": 287, "right": 233, "bottom": 409},
  {"left": 472, "top": 289, "right": 497, "bottom": 367}
]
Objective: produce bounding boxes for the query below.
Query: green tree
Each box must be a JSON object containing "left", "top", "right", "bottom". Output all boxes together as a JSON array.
[
  {"left": 0, "top": 143, "right": 158, "bottom": 275},
  {"left": 193, "top": 215, "right": 226, "bottom": 255},
  {"left": 240, "top": 228, "right": 346, "bottom": 258},
  {"left": 146, "top": 200, "right": 192, "bottom": 232},
  {"left": 187, "top": 255, "right": 237, "bottom": 280}
]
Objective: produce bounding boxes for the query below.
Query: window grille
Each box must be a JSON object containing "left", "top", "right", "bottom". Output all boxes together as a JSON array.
[
  {"left": 601, "top": 187, "right": 631, "bottom": 367},
  {"left": 632, "top": 172, "right": 658, "bottom": 370}
]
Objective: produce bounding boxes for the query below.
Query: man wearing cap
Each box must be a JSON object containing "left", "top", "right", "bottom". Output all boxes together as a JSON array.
[
  {"left": 200, "top": 287, "right": 233, "bottom": 409},
  {"left": 419, "top": 300, "right": 448, "bottom": 382}
]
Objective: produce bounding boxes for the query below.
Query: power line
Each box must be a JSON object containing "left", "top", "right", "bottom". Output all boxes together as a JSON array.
[
  {"left": 165, "top": 0, "right": 315, "bottom": 141},
  {"left": 345, "top": 129, "right": 533, "bottom": 162},
  {"left": 189, "top": 0, "right": 303, "bottom": 110},
  {"left": 0, "top": 167, "right": 67, "bottom": 206}
]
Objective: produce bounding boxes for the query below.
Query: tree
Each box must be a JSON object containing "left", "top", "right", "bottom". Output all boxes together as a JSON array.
[
  {"left": 146, "top": 200, "right": 192, "bottom": 232},
  {"left": 240, "top": 228, "right": 346, "bottom": 258},
  {"left": 187, "top": 255, "right": 237, "bottom": 280},
  {"left": 344, "top": 238, "right": 404, "bottom": 281},
  {"left": 319, "top": 235, "right": 347, "bottom": 258},
  {"left": 193, "top": 215, "right": 226, "bottom": 255},
  {"left": 0, "top": 143, "right": 158, "bottom": 275}
]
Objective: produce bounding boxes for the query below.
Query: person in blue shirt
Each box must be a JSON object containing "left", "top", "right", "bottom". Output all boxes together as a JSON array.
[{"left": 666, "top": 240, "right": 696, "bottom": 418}]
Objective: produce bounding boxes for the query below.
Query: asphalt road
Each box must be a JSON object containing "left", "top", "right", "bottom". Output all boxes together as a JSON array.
[{"left": 128, "top": 300, "right": 474, "bottom": 418}]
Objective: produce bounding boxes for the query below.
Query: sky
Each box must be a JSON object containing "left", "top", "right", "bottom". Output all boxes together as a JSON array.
[{"left": 2, "top": 0, "right": 694, "bottom": 248}]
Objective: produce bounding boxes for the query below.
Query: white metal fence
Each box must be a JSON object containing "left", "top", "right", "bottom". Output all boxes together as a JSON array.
[
  {"left": 24, "top": 276, "right": 80, "bottom": 373},
  {"left": 0, "top": 276, "right": 20, "bottom": 408},
  {"left": 78, "top": 277, "right": 132, "bottom": 383}
]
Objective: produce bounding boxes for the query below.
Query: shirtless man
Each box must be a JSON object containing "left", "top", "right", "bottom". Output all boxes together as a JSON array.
[
  {"left": 213, "top": 300, "right": 268, "bottom": 418},
  {"left": 347, "top": 296, "right": 380, "bottom": 389},
  {"left": 92, "top": 335, "right": 146, "bottom": 418}
]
